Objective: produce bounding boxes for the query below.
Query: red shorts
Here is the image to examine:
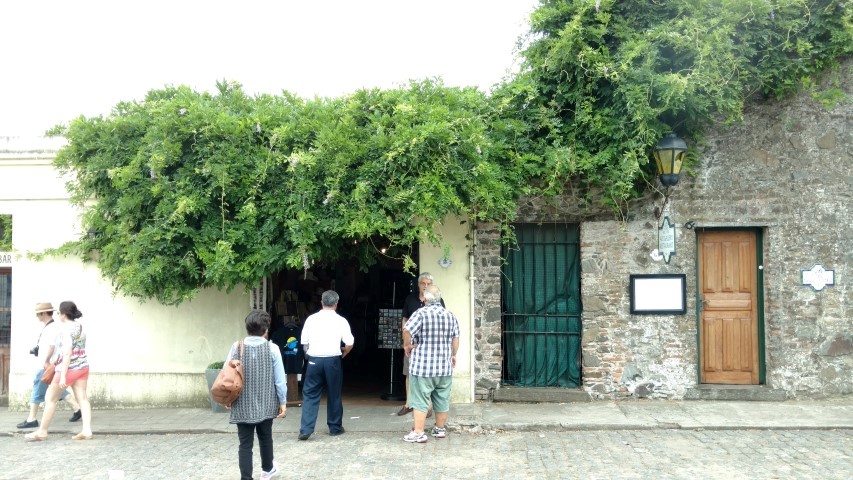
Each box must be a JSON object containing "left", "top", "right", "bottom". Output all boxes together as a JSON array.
[{"left": 53, "top": 366, "right": 89, "bottom": 386}]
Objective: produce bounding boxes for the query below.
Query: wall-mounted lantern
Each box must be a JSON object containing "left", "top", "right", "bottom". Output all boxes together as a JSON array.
[{"left": 653, "top": 133, "right": 687, "bottom": 219}]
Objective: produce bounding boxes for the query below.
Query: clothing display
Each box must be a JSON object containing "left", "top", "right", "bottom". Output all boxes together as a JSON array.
[{"left": 270, "top": 321, "right": 303, "bottom": 374}]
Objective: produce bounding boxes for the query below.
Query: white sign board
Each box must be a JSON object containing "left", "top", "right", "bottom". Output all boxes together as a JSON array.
[
  {"left": 629, "top": 274, "right": 687, "bottom": 314},
  {"left": 0, "top": 251, "right": 12, "bottom": 267},
  {"left": 802, "top": 264, "right": 834, "bottom": 291}
]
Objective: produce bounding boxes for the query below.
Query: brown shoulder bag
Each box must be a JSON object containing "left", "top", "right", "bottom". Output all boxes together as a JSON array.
[
  {"left": 210, "top": 341, "right": 244, "bottom": 407},
  {"left": 40, "top": 359, "right": 60, "bottom": 385}
]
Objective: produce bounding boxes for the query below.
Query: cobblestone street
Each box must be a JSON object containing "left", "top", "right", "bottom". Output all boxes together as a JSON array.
[{"left": 4, "top": 429, "right": 851, "bottom": 479}]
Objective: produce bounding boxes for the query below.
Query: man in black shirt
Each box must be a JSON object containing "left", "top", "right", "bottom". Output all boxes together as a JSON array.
[{"left": 396, "top": 272, "right": 444, "bottom": 416}]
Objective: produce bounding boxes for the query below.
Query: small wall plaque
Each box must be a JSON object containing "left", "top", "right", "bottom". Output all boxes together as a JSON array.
[
  {"left": 658, "top": 216, "right": 676, "bottom": 264},
  {"left": 802, "top": 264, "right": 835, "bottom": 291}
]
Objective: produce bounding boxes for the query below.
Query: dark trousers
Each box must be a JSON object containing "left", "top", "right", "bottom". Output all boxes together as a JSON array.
[
  {"left": 236, "top": 418, "right": 273, "bottom": 480},
  {"left": 299, "top": 355, "right": 344, "bottom": 435}
]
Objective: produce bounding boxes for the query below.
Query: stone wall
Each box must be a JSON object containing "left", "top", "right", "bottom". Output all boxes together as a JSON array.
[
  {"left": 472, "top": 224, "right": 503, "bottom": 400},
  {"left": 676, "top": 65, "right": 852, "bottom": 398},
  {"left": 578, "top": 220, "right": 699, "bottom": 399},
  {"left": 474, "top": 63, "right": 852, "bottom": 400}
]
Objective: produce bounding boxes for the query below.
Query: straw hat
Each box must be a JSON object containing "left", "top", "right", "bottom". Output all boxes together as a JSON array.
[{"left": 35, "top": 302, "right": 55, "bottom": 313}]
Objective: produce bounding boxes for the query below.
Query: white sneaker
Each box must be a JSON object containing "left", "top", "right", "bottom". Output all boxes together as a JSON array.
[
  {"left": 261, "top": 461, "right": 278, "bottom": 479},
  {"left": 403, "top": 430, "right": 428, "bottom": 443}
]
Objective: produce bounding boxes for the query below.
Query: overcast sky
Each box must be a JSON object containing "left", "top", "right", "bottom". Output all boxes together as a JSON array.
[{"left": 0, "top": 0, "right": 539, "bottom": 137}]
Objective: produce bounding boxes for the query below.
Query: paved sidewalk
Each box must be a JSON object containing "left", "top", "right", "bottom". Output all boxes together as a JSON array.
[{"left": 3, "top": 398, "right": 852, "bottom": 436}]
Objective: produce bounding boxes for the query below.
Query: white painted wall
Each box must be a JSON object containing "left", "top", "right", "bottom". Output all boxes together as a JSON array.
[
  {"left": 1, "top": 138, "right": 250, "bottom": 409},
  {"left": 417, "top": 217, "right": 474, "bottom": 403}
]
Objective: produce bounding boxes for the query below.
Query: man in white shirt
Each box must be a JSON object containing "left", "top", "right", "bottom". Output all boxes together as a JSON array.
[
  {"left": 16, "top": 303, "right": 81, "bottom": 429},
  {"left": 298, "top": 290, "right": 354, "bottom": 441}
]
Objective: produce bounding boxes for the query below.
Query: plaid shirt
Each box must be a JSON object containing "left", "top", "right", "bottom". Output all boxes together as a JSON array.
[{"left": 404, "top": 303, "right": 460, "bottom": 377}]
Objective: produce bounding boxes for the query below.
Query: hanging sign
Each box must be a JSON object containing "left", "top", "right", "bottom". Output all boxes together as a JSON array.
[
  {"left": 802, "top": 264, "right": 835, "bottom": 291},
  {"left": 250, "top": 276, "right": 269, "bottom": 310},
  {"left": 658, "top": 216, "right": 676, "bottom": 264},
  {"left": 0, "top": 252, "right": 12, "bottom": 267}
]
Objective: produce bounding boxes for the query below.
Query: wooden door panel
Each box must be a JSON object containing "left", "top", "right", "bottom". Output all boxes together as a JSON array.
[
  {"left": 701, "top": 242, "right": 720, "bottom": 293},
  {"left": 722, "top": 240, "right": 738, "bottom": 291},
  {"left": 703, "top": 318, "right": 721, "bottom": 372},
  {"left": 702, "top": 313, "right": 753, "bottom": 369},
  {"left": 699, "top": 231, "right": 759, "bottom": 384},
  {"left": 705, "top": 295, "right": 751, "bottom": 310},
  {"left": 738, "top": 241, "right": 754, "bottom": 291}
]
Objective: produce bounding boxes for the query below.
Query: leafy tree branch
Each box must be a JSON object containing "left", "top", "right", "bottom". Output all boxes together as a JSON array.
[{"left": 47, "top": 1, "right": 851, "bottom": 304}]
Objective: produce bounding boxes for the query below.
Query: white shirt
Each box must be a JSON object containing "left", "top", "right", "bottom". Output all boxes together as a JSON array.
[
  {"left": 301, "top": 309, "right": 354, "bottom": 357},
  {"left": 36, "top": 320, "right": 63, "bottom": 365}
]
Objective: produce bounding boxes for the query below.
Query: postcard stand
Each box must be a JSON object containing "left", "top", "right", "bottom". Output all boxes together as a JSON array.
[{"left": 377, "top": 308, "right": 405, "bottom": 401}]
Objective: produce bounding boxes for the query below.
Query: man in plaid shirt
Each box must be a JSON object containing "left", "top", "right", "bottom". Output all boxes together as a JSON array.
[{"left": 402, "top": 285, "right": 460, "bottom": 443}]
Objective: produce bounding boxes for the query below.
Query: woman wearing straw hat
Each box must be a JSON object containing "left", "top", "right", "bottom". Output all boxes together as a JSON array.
[{"left": 25, "top": 301, "right": 93, "bottom": 441}]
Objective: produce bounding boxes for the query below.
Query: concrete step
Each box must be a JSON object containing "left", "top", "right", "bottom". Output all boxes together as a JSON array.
[
  {"left": 492, "top": 386, "right": 591, "bottom": 403},
  {"left": 684, "top": 385, "right": 787, "bottom": 401}
]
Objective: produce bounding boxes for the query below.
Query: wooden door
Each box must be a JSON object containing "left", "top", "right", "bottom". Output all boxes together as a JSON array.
[
  {"left": 698, "top": 231, "right": 759, "bottom": 384},
  {"left": 0, "top": 268, "right": 9, "bottom": 395}
]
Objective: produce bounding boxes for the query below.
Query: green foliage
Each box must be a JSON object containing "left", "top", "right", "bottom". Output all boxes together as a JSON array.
[
  {"left": 801, "top": 68, "right": 849, "bottom": 109},
  {"left": 48, "top": 1, "right": 851, "bottom": 304},
  {"left": 0, "top": 214, "right": 11, "bottom": 250},
  {"left": 207, "top": 361, "right": 225, "bottom": 370},
  {"left": 495, "top": 0, "right": 852, "bottom": 204},
  {"left": 51, "top": 80, "right": 523, "bottom": 304},
  {"left": 812, "top": 87, "right": 848, "bottom": 109}
]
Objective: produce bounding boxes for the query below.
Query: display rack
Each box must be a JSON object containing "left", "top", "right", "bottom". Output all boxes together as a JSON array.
[
  {"left": 377, "top": 308, "right": 403, "bottom": 349},
  {"left": 378, "top": 308, "right": 405, "bottom": 400}
]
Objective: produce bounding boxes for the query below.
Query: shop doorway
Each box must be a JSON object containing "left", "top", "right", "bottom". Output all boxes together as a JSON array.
[{"left": 267, "top": 255, "right": 414, "bottom": 406}]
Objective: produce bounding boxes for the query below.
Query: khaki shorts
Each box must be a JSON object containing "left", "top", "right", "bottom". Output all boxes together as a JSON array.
[{"left": 409, "top": 375, "right": 452, "bottom": 413}]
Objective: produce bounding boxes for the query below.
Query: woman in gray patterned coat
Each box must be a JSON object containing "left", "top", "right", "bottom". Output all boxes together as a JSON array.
[{"left": 225, "top": 310, "right": 287, "bottom": 480}]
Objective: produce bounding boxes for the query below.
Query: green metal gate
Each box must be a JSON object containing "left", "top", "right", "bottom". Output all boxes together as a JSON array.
[{"left": 501, "top": 223, "right": 582, "bottom": 387}]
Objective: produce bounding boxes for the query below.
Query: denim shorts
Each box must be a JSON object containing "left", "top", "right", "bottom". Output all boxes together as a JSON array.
[{"left": 30, "top": 369, "right": 69, "bottom": 404}]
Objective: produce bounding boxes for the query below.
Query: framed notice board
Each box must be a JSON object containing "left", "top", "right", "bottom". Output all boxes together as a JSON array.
[{"left": 629, "top": 274, "right": 687, "bottom": 315}]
